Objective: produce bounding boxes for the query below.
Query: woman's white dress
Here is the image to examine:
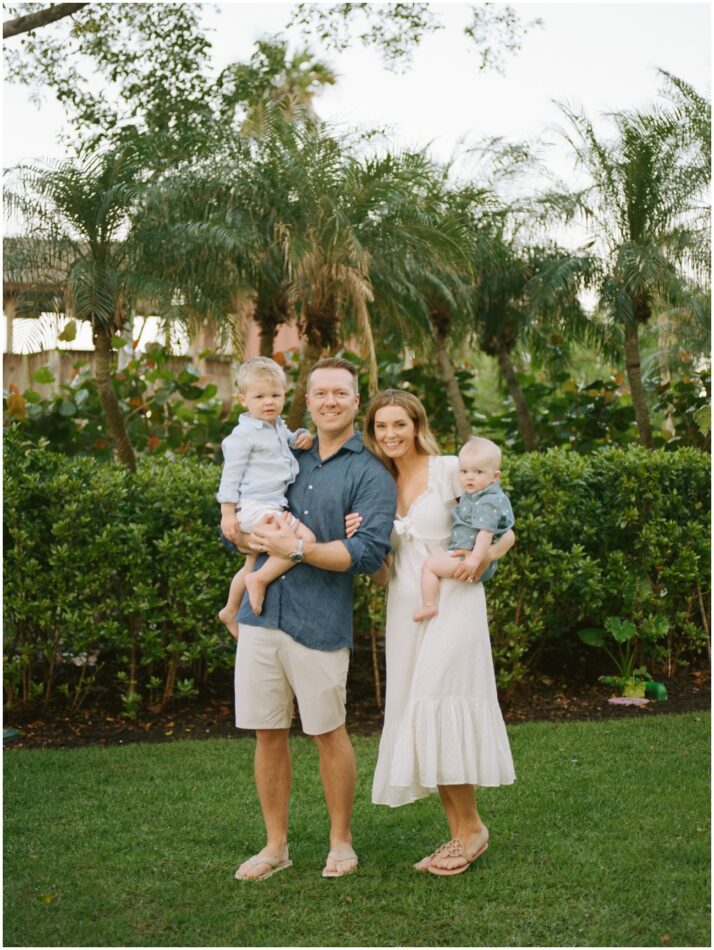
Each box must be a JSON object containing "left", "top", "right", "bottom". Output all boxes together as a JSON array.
[{"left": 372, "top": 455, "right": 516, "bottom": 807}]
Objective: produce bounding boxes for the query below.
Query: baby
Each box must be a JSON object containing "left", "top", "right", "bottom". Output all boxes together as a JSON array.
[
  {"left": 413, "top": 436, "right": 514, "bottom": 622},
  {"left": 217, "top": 357, "right": 315, "bottom": 637}
]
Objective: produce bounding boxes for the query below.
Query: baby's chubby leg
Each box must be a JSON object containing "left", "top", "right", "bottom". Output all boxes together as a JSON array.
[
  {"left": 219, "top": 555, "right": 257, "bottom": 639},
  {"left": 413, "top": 552, "right": 462, "bottom": 623},
  {"left": 244, "top": 514, "right": 316, "bottom": 615}
]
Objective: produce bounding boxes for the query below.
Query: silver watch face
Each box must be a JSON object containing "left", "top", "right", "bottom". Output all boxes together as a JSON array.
[{"left": 290, "top": 551, "right": 303, "bottom": 563}]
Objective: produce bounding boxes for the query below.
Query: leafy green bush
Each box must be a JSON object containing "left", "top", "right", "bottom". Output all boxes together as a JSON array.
[
  {"left": 654, "top": 367, "right": 711, "bottom": 451},
  {"left": 488, "top": 445, "right": 710, "bottom": 687},
  {"left": 475, "top": 370, "right": 640, "bottom": 452},
  {"left": 3, "top": 429, "right": 238, "bottom": 714},
  {"left": 5, "top": 348, "right": 709, "bottom": 466},
  {"left": 3, "top": 433, "right": 710, "bottom": 710},
  {"left": 3, "top": 344, "right": 239, "bottom": 462}
]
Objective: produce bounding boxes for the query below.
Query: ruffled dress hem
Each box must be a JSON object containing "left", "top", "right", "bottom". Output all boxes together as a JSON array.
[{"left": 372, "top": 695, "right": 516, "bottom": 807}]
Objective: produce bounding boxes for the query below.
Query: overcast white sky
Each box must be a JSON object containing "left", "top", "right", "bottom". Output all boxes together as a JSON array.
[
  {"left": 3, "top": 1, "right": 711, "bottom": 168},
  {"left": 2, "top": 1, "right": 710, "bottom": 353}
]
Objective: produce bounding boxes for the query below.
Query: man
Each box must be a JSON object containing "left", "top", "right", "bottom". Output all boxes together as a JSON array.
[{"left": 232, "top": 357, "right": 397, "bottom": 881}]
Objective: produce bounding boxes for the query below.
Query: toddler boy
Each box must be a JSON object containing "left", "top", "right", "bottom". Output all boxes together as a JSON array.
[{"left": 217, "top": 357, "right": 315, "bottom": 636}]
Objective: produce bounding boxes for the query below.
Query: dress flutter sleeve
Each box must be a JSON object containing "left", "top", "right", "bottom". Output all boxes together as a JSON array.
[{"left": 433, "top": 455, "right": 460, "bottom": 503}]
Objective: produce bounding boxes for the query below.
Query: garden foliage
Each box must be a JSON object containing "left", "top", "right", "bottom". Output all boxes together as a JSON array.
[
  {"left": 4, "top": 345, "right": 235, "bottom": 463},
  {"left": 4, "top": 348, "right": 710, "bottom": 465},
  {"left": 4, "top": 430, "right": 709, "bottom": 711}
]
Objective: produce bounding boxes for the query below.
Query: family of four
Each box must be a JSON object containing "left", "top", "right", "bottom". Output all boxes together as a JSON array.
[{"left": 217, "top": 356, "right": 516, "bottom": 880}]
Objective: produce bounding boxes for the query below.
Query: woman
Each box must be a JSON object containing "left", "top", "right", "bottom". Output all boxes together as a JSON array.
[{"left": 364, "top": 390, "right": 516, "bottom": 877}]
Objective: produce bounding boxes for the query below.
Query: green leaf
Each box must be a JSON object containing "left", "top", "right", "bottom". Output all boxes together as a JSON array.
[
  {"left": 22, "top": 390, "right": 42, "bottom": 403},
  {"left": 604, "top": 616, "right": 637, "bottom": 644},
  {"left": 111, "top": 336, "right": 125, "bottom": 350},
  {"left": 577, "top": 627, "right": 605, "bottom": 647},
  {"left": 693, "top": 404, "right": 710, "bottom": 437},
  {"left": 59, "top": 399, "right": 77, "bottom": 417},
  {"left": 58, "top": 320, "right": 78, "bottom": 342},
  {"left": 178, "top": 367, "right": 201, "bottom": 384},
  {"left": 196, "top": 384, "right": 218, "bottom": 401},
  {"left": 32, "top": 367, "right": 55, "bottom": 385}
]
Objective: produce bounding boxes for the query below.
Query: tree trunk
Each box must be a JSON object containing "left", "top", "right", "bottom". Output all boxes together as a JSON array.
[
  {"left": 257, "top": 307, "right": 280, "bottom": 358},
  {"left": 4, "top": 294, "right": 16, "bottom": 353},
  {"left": 93, "top": 326, "right": 137, "bottom": 472},
  {"left": 3, "top": 3, "right": 88, "bottom": 38},
  {"left": 656, "top": 311, "right": 675, "bottom": 435},
  {"left": 433, "top": 328, "right": 472, "bottom": 445},
  {"left": 259, "top": 329, "right": 275, "bottom": 358},
  {"left": 255, "top": 289, "right": 289, "bottom": 358},
  {"left": 287, "top": 343, "right": 322, "bottom": 432},
  {"left": 624, "top": 322, "right": 654, "bottom": 448},
  {"left": 115, "top": 299, "right": 134, "bottom": 371},
  {"left": 497, "top": 344, "right": 538, "bottom": 451},
  {"left": 286, "top": 339, "right": 323, "bottom": 431}
]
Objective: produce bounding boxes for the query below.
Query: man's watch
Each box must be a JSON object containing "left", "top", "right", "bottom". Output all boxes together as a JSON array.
[{"left": 289, "top": 539, "right": 304, "bottom": 564}]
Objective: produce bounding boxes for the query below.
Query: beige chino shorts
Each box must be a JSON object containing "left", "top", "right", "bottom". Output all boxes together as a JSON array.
[{"left": 235, "top": 625, "right": 349, "bottom": 736}]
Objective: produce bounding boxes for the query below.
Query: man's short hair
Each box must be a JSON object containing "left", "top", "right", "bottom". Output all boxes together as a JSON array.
[
  {"left": 306, "top": 357, "right": 359, "bottom": 393},
  {"left": 236, "top": 357, "right": 287, "bottom": 393}
]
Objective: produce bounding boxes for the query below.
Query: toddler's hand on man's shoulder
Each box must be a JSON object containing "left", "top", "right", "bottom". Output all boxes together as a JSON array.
[{"left": 294, "top": 431, "right": 314, "bottom": 450}]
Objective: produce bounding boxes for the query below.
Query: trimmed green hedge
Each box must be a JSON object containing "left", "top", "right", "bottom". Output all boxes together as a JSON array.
[
  {"left": 4, "top": 431, "right": 234, "bottom": 715},
  {"left": 490, "top": 446, "right": 710, "bottom": 687},
  {"left": 3, "top": 431, "right": 710, "bottom": 711}
]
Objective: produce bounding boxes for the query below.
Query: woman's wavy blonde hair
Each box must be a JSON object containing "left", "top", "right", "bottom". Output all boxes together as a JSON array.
[{"left": 363, "top": 390, "right": 440, "bottom": 476}]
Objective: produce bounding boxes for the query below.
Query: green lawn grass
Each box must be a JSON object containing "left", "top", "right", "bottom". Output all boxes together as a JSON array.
[{"left": 4, "top": 712, "right": 710, "bottom": 947}]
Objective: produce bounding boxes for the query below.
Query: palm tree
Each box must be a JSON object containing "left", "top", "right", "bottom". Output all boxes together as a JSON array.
[
  {"left": 5, "top": 149, "right": 148, "bottom": 470},
  {"left": 141, "top": 116, "right": 380, "bottom": 427},
  {"left": 358, "top": 167, "right": 487, "bottom": 443},
  {"left": 5, "top": 146, "right": 243, "bottom": 471},
  {"left": 558, "top": 94, "right": 710, "bottom": 447},
  {"left": 218, "top": 36, "right": 337, "bottom": 136},
  {"left": 471, "top": 234, "right": 600, "bottom": 450}
]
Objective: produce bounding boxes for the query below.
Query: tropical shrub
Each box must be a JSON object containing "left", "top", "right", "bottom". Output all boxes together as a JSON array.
[
  {"left": 488, "top": 445, "right": 710, "bottom": 687},
  {"left": 474, "top": 369, "right": 640, "bottom": 453},
  {"left": 5, "top": 347, "right": 710, "bottom": 465},
  {"left": 3, "top": 429, "right": 237, "bottom": 714},
  {"left": 3, "top": 343, "right": 239, "bottom": 463},
  {"left": 654, "top": 367, "right": 711, "bottom": 452}
]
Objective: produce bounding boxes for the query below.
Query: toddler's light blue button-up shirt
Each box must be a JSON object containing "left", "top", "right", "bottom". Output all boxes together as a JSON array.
[{"left": 216, "top": 413, "right": 306, "bottom": 506}]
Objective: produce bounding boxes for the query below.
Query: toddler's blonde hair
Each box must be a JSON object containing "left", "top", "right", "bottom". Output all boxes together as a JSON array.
[{"left": 236, "top": 357, "right": 287, "bottom": 394}]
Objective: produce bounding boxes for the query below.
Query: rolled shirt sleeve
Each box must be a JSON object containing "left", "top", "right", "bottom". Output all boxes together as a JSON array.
[{"left": 341, "top": 465, "right": 397, "bottom": 575}]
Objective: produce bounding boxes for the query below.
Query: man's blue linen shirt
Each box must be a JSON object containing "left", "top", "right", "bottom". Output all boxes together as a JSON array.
[{"left": 237, "top": 433, "right": 397, "bottom": 651}]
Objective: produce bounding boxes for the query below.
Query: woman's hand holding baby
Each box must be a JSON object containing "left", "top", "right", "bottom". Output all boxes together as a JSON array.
[{"left": 344, "top": 511, "right": 362, "bottom": 538}]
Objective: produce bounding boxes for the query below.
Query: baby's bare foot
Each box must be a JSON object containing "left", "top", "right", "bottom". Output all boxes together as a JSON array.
[
  {"left": 218, "top": 607, "right": 239, "bottom": 640},
  {"left": 413, "top": 605, "right": 438, "bottom": 622},
  {"left": 245, "top": 573, "right": 267, "bottom": 615}
]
